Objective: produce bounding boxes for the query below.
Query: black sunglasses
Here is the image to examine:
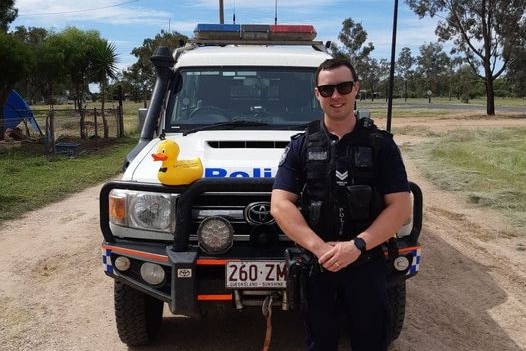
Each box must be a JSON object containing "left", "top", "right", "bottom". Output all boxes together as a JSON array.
[{"left": 317, "top": 81, "right": 355, "bottom": 98}]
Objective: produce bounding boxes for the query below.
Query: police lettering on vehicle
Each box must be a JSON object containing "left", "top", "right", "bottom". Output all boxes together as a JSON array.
[{"left": 205, "top": 167, "right": 274, "bottom": 178}]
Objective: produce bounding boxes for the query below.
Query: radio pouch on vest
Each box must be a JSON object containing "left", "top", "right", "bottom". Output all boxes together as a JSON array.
[{"left": 346, "top": 185, "right": 372, "bottom": 220}]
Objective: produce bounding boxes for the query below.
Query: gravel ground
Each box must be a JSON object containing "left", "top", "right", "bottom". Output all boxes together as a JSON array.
[{"left": 1, "top": 116, "right": 525, "bottom": 351}]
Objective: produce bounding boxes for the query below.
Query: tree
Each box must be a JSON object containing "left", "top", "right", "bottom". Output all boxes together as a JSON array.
[
  {"left": 329, "top": 18, "right": 375, "bottom": 101},
  {"left": 11, "top": 26, "right": 49, "bottom": 103},
  {"left": 396, "top": 47, "right": 415, "bottom": 101},
  {"left": 0, "top": 0, "right": 17, "bottom": 32},
  {"left": 416, "top": 42, "right": 450, "bottom": 101},
  {"left": 0, "top": 32, "right": 32, "bottom": 140},
  {"left": 59, "top": 28, "right": 102, "bottom": 110},
  {"left": 406, "top": 0, "right": 526, "bottom": 115},
  {"left": 505, "top": 44, "right": 526, "bottom": 98},
  {"left": 453, "top": 65, "right": 482, "bottom": 102},
  {"left": 33, "top": 32, "right": 72, "bottom": 106},
  {"left": 131, "top": 30, "right": 187, "bottom": 107},
  {"left": 90, "top": 39, "right": 119, "bottom": 138}
]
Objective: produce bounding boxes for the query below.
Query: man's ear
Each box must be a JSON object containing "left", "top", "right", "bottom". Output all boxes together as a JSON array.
[{"left": 354, "top": 81, "right": 361, "bottom": 92}]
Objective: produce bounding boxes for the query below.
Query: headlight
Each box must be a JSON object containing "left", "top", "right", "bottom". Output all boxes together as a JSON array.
[
  {"left": 109, "top": 190, "right": 177, "bottom": 233},
  {"left": 197, "top": 216, "right": 234, "bottom": 254}
]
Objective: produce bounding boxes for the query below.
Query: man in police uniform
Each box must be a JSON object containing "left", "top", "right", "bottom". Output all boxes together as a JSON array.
[{"left": 271, "top": 58, "right": 411, "bottom": 351}]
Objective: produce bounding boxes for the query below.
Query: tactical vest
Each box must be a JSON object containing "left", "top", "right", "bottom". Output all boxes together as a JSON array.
[{"left": 300, "top": 117, "right": 387, "bottom": 241}]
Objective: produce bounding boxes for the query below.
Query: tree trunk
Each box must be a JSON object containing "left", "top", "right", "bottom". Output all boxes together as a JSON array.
[
  {"left": 101, "top": 83, "right": 109, "bottom": 138},
  {"left": 485, "top": 76, "right": 496, "bottom": 115}
]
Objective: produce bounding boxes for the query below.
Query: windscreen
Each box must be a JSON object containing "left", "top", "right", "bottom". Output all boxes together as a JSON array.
[{"left": 165, "top": 67, "right": 322, "bottom": 131}]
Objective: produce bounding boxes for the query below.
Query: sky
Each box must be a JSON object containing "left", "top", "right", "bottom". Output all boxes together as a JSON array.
[{"left": 11, "top": 0, "right": 442, "bottom": 71}]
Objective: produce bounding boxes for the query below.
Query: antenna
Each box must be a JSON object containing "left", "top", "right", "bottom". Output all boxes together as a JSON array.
[
  {"left": 232, "top": 0, "right": 236, "bottom": 24},
  {"left": 274, "top": 0, "right": 278, "bottom": 24},
  {"left": 219, "top": 0, "right": 224, "bottom": 24}
]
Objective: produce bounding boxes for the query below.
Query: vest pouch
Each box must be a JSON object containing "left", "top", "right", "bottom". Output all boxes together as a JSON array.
[{"left": 346, "top": 185, "right": 372, "bottom": 220}]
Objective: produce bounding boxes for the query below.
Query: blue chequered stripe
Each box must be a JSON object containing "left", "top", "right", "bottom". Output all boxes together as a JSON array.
[
  {"left": 407, "top": 248, "right": 421, "bottom": 275},
  {"left": 102, "top": 248, "right": 113, "bottom": 274}
]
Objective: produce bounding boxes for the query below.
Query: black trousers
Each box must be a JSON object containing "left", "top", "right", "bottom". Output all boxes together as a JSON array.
[{"left": 303, "top": 256, "right": 390, "bottom": 351}]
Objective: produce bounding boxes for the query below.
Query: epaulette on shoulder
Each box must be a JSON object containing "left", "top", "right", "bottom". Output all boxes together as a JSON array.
[
  {"left": 359, "top": 117, "right": 376, "bottom": 129},
  {"left": 290, "top": 132, "right": 304, "bottom": 140},
  {"left": 379, "top": 129, "right": 393, "bottom": 138}
]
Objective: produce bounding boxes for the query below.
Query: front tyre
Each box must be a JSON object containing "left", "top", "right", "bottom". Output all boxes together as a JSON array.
[
  {"left": 114, "top": 281, "right": 164, "bottom": 346},
  {"left": 388, "top": 281, "right": 406, "bottom": 342}
]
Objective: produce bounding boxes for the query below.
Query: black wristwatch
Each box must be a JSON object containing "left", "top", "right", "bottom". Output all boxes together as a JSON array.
[{"left": 353, "top": 237, "right": 367, "bottom": 255}]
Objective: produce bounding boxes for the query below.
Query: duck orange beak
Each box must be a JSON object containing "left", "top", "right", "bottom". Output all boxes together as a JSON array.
[{"left": 152, "top": 153, "right": 167, "bottom": 161}]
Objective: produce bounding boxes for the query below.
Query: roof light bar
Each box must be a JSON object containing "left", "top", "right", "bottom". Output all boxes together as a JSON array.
[{"left": 193, "top": 23, "right": 317, "bottom": 42}]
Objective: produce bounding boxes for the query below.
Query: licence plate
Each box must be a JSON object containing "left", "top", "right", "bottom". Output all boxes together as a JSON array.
[{"left": 226, "top": 261, "right": 286, "bottom": 289}]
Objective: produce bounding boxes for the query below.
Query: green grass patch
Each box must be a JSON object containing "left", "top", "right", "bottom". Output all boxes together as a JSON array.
[
  {"left": 407, "top": 127, "right": 526, "bottom": 230},
  {"left": 0, "top": 137, "right": 137, "bottom": 222}
]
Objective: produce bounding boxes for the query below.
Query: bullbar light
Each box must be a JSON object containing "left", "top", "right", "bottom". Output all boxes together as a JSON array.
[
  {"left": 140, "top": 262, "right": 166, "bottom": 285},
  {"left": 197, "top": 216, "right": 234, "bottom": 254},
  {"left": 114, "top": 256, "right": 131, "bottom": 271}
]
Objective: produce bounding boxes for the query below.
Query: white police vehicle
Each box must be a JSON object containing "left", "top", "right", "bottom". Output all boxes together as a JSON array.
[{"left": 99, "top": 23, "right": 423, "bottom": 346}]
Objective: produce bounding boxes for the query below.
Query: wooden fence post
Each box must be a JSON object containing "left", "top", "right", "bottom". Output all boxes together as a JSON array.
[
  {"left": 94, "top": 107, "right": 98, "bottom": 138},
  {"left": 45, "top": 109, "right": 55, "bottom": 154},
  {"left": 118, "top": 85, "right": 124, "bottom": 138}
]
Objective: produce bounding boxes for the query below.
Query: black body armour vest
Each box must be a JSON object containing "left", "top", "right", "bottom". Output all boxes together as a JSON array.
[{"left": 300, "top": 117, "right": 387, "bottom": 242}]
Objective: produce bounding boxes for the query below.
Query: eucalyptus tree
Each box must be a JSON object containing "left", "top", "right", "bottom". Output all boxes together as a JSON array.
[
  {"left": 396, "top": 47, "right": 415, "bottom": 101},
  {"left": 90, "top": 39, "right": 119, "bottom": 138},
  {"left": 406, "top": 0, "right": 526, "bottom": 114},
  {"left": 131, "top": 30, "right": 188, "bottom": 106},
  {"left": 416, "top": 42, "right": 450, "bottom": 100},
  {"left": 11, "top": 26, "right": 49, "bottom": 103},
  {"left": 0, "top": 0, "right": 17, "bottom": 32},
  {"left": 34, "top": 33, "right": 67, "bottom": 105},
  {"left": 46, "top": 27, "right": 99, "bottom": 111},
  {"left": 505, "top": 45, "right": 526, "bottom": 98},
  {"left": 329, "top": 18, "right": 376, "bottom": 100},
  {"left": 0, "top": 32, "right": 32, "bottom": 140},
  {"left": 453, "top": 65, "right": 483, "bottom": 102}
]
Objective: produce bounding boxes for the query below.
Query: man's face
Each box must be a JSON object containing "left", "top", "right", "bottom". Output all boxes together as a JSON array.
[{"left": 315, "top": 65, "right": 359, "bottom": 122}]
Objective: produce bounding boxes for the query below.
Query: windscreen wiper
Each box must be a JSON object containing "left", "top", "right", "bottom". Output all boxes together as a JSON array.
[{"left": 182, "top": 120, "right": 270, "bottom": 136}]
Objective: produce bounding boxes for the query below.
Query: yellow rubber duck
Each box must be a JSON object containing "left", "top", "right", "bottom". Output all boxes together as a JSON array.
[{"left": 151, "top": 139, "right": 203, "bottom": 185}]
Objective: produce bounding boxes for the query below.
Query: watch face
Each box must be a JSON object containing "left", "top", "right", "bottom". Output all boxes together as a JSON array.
[{"left": 354, "top": 238, "right": 366, "bottom": 252}]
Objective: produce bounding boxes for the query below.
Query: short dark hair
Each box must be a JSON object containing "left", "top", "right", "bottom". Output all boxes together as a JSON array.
[{"left": 315, "top": 58, "right": 358, "bottom": 86}]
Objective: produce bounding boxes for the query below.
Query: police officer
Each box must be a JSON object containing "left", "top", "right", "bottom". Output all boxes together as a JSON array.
[{"left": 270, "top": 58, "right": 411, "bottom": 351}]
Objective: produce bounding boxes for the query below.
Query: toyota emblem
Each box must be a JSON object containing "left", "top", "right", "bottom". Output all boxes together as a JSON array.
[{"left": 244, "top": 202, "right": 275, "bottom": 225}]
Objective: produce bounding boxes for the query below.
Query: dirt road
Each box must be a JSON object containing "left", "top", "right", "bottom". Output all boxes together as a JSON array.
[{"left": 1, "top": 117, "right": 525, "bottom": 351}]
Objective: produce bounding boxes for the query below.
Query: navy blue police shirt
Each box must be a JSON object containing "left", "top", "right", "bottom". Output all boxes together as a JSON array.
[{"left": 273, "top": 119, "right": 410, "bottom": 196}]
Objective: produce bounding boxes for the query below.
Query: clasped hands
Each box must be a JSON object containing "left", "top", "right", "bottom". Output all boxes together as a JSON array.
[{"left": 317, "top": 240, "right": 361, "bottom": 272}]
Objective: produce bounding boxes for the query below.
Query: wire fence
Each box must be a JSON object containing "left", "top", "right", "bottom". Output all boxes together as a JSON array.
[{"left": 2, "top": 107, "right": 125, "bottom": 155}]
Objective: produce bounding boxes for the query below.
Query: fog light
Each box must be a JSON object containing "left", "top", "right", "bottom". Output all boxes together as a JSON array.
[
  {"left": 140, "top": 262, "right": 166, "bottom": 285},
  {"left": 114, "top": 256, "right": 131, "bottom": 271},
  {"left": 197, "top": 216, "right": 234, "bottom": 254},
  {"left": 393, "top": 256, "right": 410, "bottom": 272}
]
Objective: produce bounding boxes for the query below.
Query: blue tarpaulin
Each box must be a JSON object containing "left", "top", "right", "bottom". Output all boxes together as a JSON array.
[{"left": 2, "top": 90, "right": 41, "bottom": 133}]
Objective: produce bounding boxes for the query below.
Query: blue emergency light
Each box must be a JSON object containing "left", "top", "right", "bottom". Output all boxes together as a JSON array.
[{"left": 193, "top": 23, "right": 317, "bottom": 41}]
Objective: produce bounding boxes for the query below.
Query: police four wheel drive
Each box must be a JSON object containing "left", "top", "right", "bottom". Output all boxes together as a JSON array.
[{"left": 99, "top": 23, "right": 423, "bottom": 347}]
